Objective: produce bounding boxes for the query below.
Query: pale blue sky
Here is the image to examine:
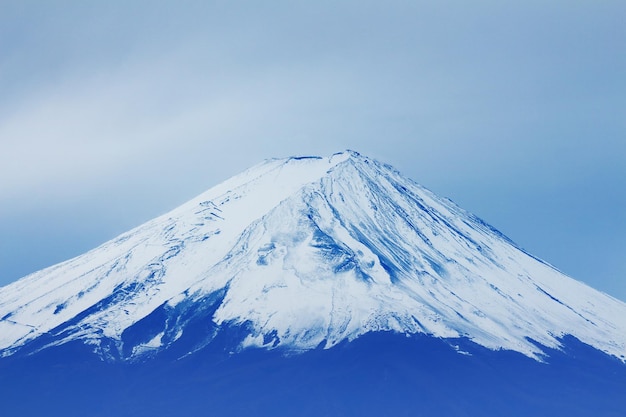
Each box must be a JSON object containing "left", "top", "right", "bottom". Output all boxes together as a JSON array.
[{"left": 1, "top": 1, "right": 625, "bottom": 301}]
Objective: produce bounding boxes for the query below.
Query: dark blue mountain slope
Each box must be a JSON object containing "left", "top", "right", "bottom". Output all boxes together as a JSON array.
[{"left": 1, "top": 332, "right": 624, "bottom": 417}]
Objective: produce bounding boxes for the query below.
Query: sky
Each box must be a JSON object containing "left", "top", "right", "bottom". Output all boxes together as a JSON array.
[{"left": 0, "top": 1, "right": 624, "bottom": 301}]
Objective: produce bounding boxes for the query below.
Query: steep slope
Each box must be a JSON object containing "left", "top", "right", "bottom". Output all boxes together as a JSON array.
[
  {"left": 1, "top": 151, "right": 625, "bottom": 365},
  {"left": 0, "top": 153, "right": 352, "bottom": 356}
]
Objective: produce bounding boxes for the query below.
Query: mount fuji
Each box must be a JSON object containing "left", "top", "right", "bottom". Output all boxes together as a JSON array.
[{"left": 1, "top": 150, "right": 625, "bottom": 416}]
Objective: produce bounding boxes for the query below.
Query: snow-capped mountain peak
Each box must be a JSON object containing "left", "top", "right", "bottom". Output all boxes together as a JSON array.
[{"left": 1, "top": 151, "right": 625, "bottom": 363}]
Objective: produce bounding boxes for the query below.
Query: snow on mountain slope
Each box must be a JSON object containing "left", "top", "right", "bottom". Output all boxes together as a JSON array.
[
  {"left": 0, "top": 153, "right": 350, "bottom": 354},
  {"left": 1, "top": 150, "right": 625, "bottom": 363}
]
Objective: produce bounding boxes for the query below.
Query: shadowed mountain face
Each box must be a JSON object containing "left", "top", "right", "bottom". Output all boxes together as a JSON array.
[
  {"left": 1, "top": 151, "right": 625, "bottom": 416},
  {"left": 1, "top": 332, "right": 625, "bottom": 417}
]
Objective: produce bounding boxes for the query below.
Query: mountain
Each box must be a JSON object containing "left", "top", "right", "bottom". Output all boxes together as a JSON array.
[{"left": 1, "top": 150, "right": 625, "bottom": 416}]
